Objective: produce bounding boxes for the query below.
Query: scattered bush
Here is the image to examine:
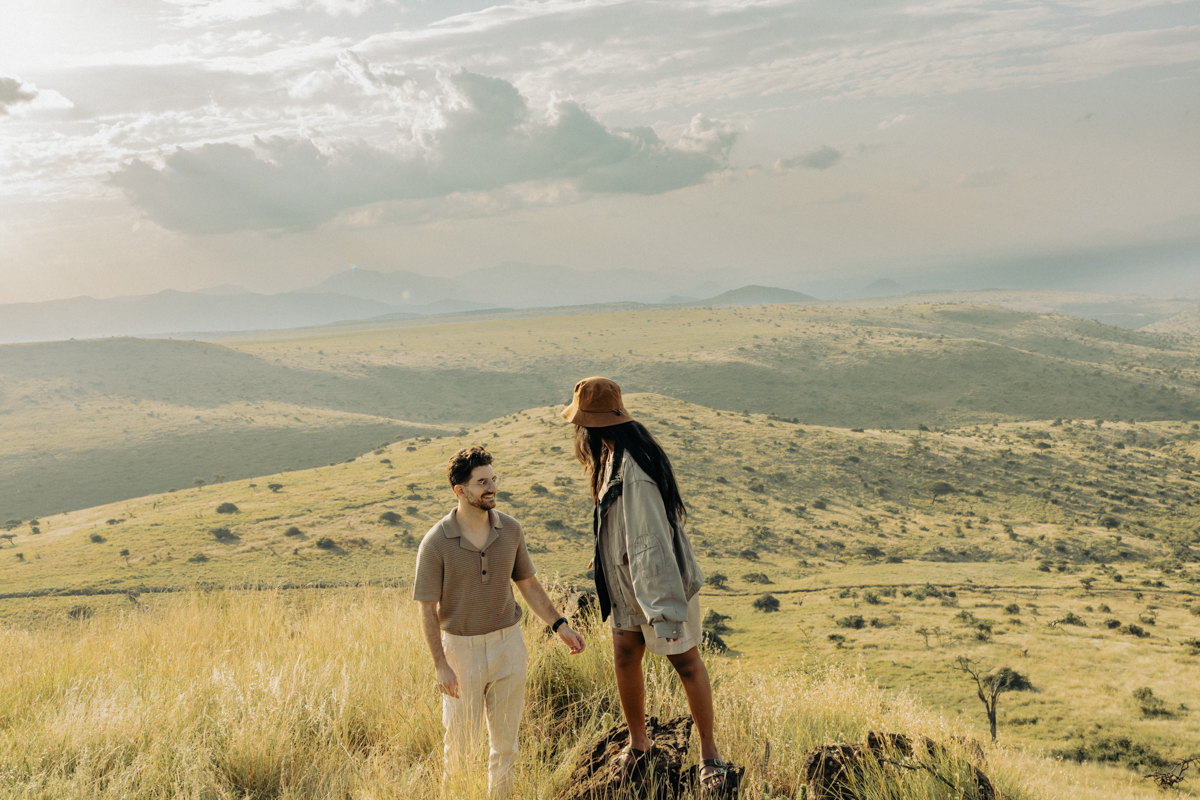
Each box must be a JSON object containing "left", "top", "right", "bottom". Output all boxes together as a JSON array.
[
  {"left": 926, "top": 481, "right": 956, "bottom": 496},
  {"left": 752, "top": 594, "right": 780, "bottom": 613},
  {"left": 530, "top": 484, "right": 549, "bottom": 495},
  {"left": 827, "top": 633, "right": 847, "bottom": 647},
  {"left": 742, "top": 572, "right": 772, "bottom": 584},
  {"left": 284, "top": 526, "right": 303, "bottom": 537},
  {"left": 700, "top": 630, "right": 727, "bottom": 653},
  {"left": 1120, "top": 623, "right": 1150, "bottom": 638},
  {"left": 1004, "top": 603, "right": 1021, "bottom": 614},
  {"left": 703, "top": 609, "right": 731, "bottom": 634},
  {"left": 378, "top": 511, "right": 402, "bottom": 525},
  {"left": 1102, "top": 619, "right": 1122, "bottom": 629},
  {"left": 1132, "top": 687, "right": 1172, "bottom": 718},
  {"left": 863, "top": 591, "right": 882, "bottom": 605},
  {"left": 1054, "top": 736, "right": 1167, "bottom": 770},
  {"left": 811, "top": 499, "right": 827, "bottom": 510},
  {"left": 215, "top": 503, "right": 239, "bottom": 514},
  {"left": 837, "top": 615, "right": 866, "bottom": 629},
  {"left": 397, "top": 532, "right": 417, "bottom": 548},
  {"left": 739, "top": 549, "right": 759, "bottom": 560},
  {"left": 210, "top": 527, "right": 238, "bottom": 542},
  {"left": 187, "top": 553, "right": 209, "bottom": 563},
  {"left": 315, "top": 537, "right": 336, "bottom": 550},
  {"left": 545, "top": 520, "right": 565, "bottom": 531},
  {"left": 705, "top": 572, "right": 729, "bottom": 590},
  {"left": 1056, "top": 612, "right": 1087, "bottom": 627},
  {"left": 496, "top": 491, "right": 513, "bottom": 501},
  {"left": 267, "top": 483, "right": 283, "bottom": 493},
  {"left": 89, "top": 533, "right": 106, "bottom": 543}
]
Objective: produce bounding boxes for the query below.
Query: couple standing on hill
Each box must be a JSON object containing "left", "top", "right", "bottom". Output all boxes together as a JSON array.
[{"left": 413, "top": 377, "right": 729, "bottom": 798}]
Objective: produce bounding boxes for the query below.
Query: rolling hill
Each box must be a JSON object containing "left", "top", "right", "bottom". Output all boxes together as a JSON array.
[
  {"left": 2, "top": 393, "right": 1197, "bottom": 769},
  {"left": 5, "top": 301, "right": 1200, "bottom": 521}
]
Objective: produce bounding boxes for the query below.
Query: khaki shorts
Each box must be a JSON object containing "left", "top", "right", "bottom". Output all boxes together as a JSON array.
[{"left": 611, "top": 594, "right": 702, "bottom": 657}]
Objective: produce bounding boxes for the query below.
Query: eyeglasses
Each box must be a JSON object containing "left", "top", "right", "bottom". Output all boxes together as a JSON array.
[{"left": 470, "top": 476, "right": 501, "bottom": 488}]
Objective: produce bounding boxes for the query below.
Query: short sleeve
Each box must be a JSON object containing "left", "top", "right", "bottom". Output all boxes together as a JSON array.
[
  {"left": 510, "top": 522, "right": 537, "bottom": 582},
  {"left": 412, "top": 531, "right": 444, "bottom": 602}
]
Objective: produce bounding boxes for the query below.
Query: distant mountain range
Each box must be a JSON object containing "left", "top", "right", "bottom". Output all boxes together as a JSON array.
[
  {"left": 2, "top": 262, "right": 1197, "bottom": 344},
  {"left": 0, "top": 262, "right": 747, "bottom": 344}
]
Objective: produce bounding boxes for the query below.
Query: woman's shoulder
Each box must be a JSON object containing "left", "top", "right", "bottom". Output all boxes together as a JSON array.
[{"left": 621, "top": 453, "right": 657, "bottom": 484}]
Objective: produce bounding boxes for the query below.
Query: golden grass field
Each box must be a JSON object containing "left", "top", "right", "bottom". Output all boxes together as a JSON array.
[{"left": 0, "top": 586, "right": 1187, "bottom": 800}]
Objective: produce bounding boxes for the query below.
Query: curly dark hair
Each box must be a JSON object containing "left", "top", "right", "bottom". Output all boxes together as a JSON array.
[
  {"left": 447, "top": 446, "right": 493, "bottom": 488},
  {"left": 574, "top": 421, "right": 686, "bottom": 528}
]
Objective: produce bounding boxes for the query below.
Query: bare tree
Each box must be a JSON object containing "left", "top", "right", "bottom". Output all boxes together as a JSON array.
[{"left": 953, "top": 656, "right": 1033, "bottom": 742}]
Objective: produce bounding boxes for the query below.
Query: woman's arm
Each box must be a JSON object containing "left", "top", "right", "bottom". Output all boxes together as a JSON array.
[{"left": 623, "top": 475, "right": 689, "bottom": 639}]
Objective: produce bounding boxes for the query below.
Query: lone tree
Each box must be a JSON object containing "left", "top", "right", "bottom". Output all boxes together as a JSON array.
[{"left": 953, "top": 656, "right": 1033, "bottom": 742}]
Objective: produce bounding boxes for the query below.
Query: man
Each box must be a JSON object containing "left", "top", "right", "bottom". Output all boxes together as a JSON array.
[{"left": 414, "top": 445, "right": 586, "bottom": 799}]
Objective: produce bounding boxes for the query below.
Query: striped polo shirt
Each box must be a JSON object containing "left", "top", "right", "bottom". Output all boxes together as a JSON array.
[{"left": 412, "top": 507, "right": 536, "bottom": 636}]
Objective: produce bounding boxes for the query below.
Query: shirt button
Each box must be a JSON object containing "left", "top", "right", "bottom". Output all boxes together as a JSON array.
[{"left": 482, "top": 570, "right": 487, "bottom": 575}]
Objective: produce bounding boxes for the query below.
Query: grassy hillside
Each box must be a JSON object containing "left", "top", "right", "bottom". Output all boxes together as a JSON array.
[
  {"left": 1145, "top": 304, "right": 1200, "bottom": 337},
  {"left": 7, "top": 588, "right": 1167, "bottom": 800},
  {"left": 3, "top": 394, "right": 1197, "bottom": 781},
  {"left": 4, "top": 301, "right": 1200, "bottom": 521}
]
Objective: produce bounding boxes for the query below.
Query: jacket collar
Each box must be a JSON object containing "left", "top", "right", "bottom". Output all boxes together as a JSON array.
[{"left": 441, "top": 507, "right": 502, "bottom": 552}]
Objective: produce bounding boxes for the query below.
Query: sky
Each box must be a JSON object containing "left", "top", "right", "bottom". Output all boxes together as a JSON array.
[{"left": 1, "top": 0, "right": 1199, "bottom": 305}]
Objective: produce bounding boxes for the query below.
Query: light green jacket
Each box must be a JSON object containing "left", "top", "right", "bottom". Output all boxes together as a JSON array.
[{"left": 598, "top": 455, "right": 704, "bottom": 638}]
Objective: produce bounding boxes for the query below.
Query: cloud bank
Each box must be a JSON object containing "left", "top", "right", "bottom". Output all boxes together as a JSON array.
[
  {"left": 111, "top": 70, "right": 734, "bottom": 234},
  {"left": 0, "top": 77, "right": 37, "bottom": 115},
  {"left": 775, "top": 145, "right": 843, "bottom": 172}
]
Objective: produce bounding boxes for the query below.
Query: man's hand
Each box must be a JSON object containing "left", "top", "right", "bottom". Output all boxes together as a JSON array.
[
  {"left": 558, "top": 624, "right": 586, "bottom": 655},
  {"left": 435, "top": 660, "right": 460, "bottom": 698}
]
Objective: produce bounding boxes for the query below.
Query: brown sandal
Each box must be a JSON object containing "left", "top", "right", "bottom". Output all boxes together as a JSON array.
[
  {"left": 610, "top": 744, "right": 655, "bottom": 785},
  {"left": 699, "top": 758, "right": 730, "bottom": 792}
]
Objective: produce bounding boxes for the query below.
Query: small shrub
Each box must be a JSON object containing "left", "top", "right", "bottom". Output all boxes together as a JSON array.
[
  {"left": 863, "top": 591, "right": 882, "bottom": 605},
  {"left": 1120, "top": 623, "right": 1150, "bottom": 638},
  {"left": 703, "top": 609, "right": 732, "bottom": 634},
  {"left": 739, "top": 549, "right": 759, "bottom": 560},
  {"left": 89, "top": 533, "right": 106, "bottom": 543},
  {"left": 827, "top": 633, "right": 847, "bottom": 647},
  {"left": 398, "top": 532, "right": 417, "bottom": 548},
  {"left": 837, "top": 615, "right": 866, "bottom": 629},
  {"left": 187, "top": 553, "right": 209, "bottom": 563},
  {"left": 752, "top": 594, "right": 780, "bottom": 613},
  {"left": 378, "top": 511, "right": 402, "bottom": 525},
  {"left": 1098, "top": 603, "right": 1111, "bottom": 613},
  {"left": 705, "top": 572, "right": 729, "bottom": 590},
  {"left": 545, "top": 520, "right": 565, "bottom": 531},
  {"left": 927, "top": 481, "right": 956, "bottom": 496},
  {"left": 315, "top": 537, "right": 336, "bottom": 550},
  {"left": 530, "top": 484, "right": 549, "bottom": 495},
  {"left": 496, "top": 491, "right": 513, "bottom": 501},
  {"left": 215, "top": 503, "right": 239, "bottom": 514},
  {"left": 1102, "top": 619, "right": 1122, "bottom": 629},
  {"left": 1056, "top": 612, "right": 1087, "bottom": 626},
  {"left": 812, "top": 500, "right": 827, "bottom": 510},
  {"left": 284, "top": 526, "right": 303, "bottom": 537},
  {"left": 267, "top": 483, "right": 283, "bottom": 493},
  {"left": 210, "top": 527, "right": 238, "bottom": 542},
  {"left": 1132, "top": 687, "right": 1172, "bottom": 717},
  {"left": 1004, "top": 603, "right": 1021, "bottom": 614},
  {"left": 742, "top": 572, "right": 772, "bottom": 584},
  {"left": 1189, "top": 603, "right": 1200, "bottom": 617}
]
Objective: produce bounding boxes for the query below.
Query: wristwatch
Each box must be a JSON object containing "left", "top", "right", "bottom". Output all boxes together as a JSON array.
[{"left": 551, "top": 616, "right": 568, "bottom": 633}]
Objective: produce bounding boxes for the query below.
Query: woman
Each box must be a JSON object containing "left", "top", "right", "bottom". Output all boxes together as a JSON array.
[{"left": 561, "top": 376, "right": 729, "bottom": 792}]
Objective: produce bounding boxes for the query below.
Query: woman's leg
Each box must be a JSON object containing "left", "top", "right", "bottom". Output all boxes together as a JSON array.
[
  {"left": 666, "top": 647, "right": 720, "bottom": 762},
  {"left": 611, "top": 629, "right": 652, "bottom": 751}
]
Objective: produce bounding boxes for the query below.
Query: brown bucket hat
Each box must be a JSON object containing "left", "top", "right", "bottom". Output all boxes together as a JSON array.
[{"left": 561, "top": 376, "right": 635, "bottom": 428}]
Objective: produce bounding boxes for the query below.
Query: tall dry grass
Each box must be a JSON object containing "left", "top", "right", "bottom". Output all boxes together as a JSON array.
[{"left": 0, "top": 588, "right": 1178, "bottom": 799}]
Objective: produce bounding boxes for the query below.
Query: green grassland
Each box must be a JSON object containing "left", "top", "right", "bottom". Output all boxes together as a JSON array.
[
  {"left": 3, "top": 393, "right": 1197, "bottom": 785},
  {"left": 5, "top": 300, "right": 1200, "bottom": 522}
]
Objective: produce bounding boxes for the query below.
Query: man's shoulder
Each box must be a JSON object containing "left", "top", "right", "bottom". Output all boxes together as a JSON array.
[{"left": 418, "top": 511, "right": 455, "bottom": 549}]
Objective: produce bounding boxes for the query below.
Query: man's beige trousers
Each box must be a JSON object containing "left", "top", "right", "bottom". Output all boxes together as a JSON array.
[{"left": 441, "top": 621, "right": 527, "bottom": 798}]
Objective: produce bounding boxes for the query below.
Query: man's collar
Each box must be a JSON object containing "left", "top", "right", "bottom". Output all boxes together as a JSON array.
[{"left": 442, "top": 507, "right": 502, "bottom": 547}]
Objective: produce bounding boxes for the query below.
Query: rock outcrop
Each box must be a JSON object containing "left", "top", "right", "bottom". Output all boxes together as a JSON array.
[{"left": 554, "top": 714, "right": 742, "bottom": 800}]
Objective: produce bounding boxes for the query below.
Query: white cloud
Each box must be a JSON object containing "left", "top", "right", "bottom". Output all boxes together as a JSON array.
[
  {"left": 111, "top": 70, "right": 735, "bottom": 233},
  {"left": 164, "top": 0, "right": 392, "bottom": 27},
  {"left": 878, "top": 113, "right": 908, "bottom": 130},
  {"left": 774, "top": 145, "right": 842, "bottom": 172}
]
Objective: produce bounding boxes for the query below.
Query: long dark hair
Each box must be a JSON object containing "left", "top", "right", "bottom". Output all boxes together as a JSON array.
[{"left": 574, "top": 420, "right": 687, "bottom": 528}]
